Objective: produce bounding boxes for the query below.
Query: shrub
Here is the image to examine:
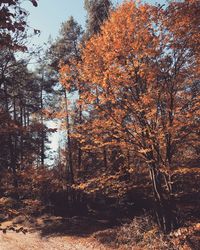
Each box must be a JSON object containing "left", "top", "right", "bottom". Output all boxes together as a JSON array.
[{"left": 94, "top": 215, "right": 178, "bottom": 249}]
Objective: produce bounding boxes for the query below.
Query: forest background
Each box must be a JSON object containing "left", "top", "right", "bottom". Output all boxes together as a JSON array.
[{"left": 0, "top": 0, "right": 199, "bottom": 249}]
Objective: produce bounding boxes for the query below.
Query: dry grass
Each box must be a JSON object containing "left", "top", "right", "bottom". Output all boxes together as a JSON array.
[
  {"left": 94, "top": 215, "right": 200, "bottom": 249},
  {"left": 93, "top": 215, "right": 178, "bottom": 249}
]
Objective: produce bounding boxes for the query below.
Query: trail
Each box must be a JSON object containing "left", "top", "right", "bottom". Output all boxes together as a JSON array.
[
  {"left": 0, "top": 230, "right": 109, "bottom": 250},
  {"left": 0, "top": 215, "right": 114, "bottom": 250}
]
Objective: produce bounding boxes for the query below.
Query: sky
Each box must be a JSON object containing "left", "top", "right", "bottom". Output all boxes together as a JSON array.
[
  {"left": 22, "top": 0, "right": 86, "bottom": 48},
  {"left": 22, "top": 0, "right": 166, "bottom": 49}
]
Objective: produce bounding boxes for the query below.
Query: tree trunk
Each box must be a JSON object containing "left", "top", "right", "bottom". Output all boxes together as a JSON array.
[
  {"left": 64, "top": 90, "right": 74, "bottom": 185},
  {"left": 78, "top": 103, "right": 82, "bottom": 169},
  {"left": 40, "top": 79, "right": 45, "bottom": 165},
  {"left": 4, "top": 81, "right": 19, "bottom": 199},
  {"left": 8, "top": 134, "right": 19, "bottom": 200},
  {"left": 149, "top": 165, "right": 178, "bottom": 232}
]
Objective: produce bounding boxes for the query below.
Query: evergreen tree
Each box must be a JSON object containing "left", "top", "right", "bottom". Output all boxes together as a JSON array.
[{"left": 84, "top": 0, "right": 112, "bottom": 37}]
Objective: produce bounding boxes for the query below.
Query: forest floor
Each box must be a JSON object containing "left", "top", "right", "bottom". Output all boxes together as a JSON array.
[
  {"left": 0, "top": 215, "right": 115, "bottom": 250},
  {"left": 0, "top": 230, "right": 111, "bottom": 250},
  {"left": 1, "top": 213, "right": 200, "bottom": 250},
  {"left": 1, "top": 205, "right": 200, "bottom": 250}
]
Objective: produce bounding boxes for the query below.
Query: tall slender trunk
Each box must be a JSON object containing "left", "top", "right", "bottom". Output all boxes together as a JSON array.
[
  {"left": 78, "top": 102, "right": 82, "bottom": 169},
  {"left": 19, "top": 102, "right": 24, "bottom": 169},
  {"left": 4, "top": 81, "right": 19, "bottom": 199},
  {"left": 9, "top": 136, "right": 19, "bottom": 199},
  {"left": 64, "top": 90, "right": 74, "bottom": 184},
  {"left": 40, "top": 76, "right": 45, "bottom": 165}
]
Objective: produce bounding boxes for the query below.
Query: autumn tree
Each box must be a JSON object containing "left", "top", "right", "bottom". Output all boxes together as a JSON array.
[
  {"left": 0, "top": 57, "right": 33, "bottom": 195},
  {"left": 0, "top": 0, "right": 38, "bottom": 50},
  {"left": 59, "top": 0, "right": 113, "bottom": 174},
  {"left": 48, "top": 17, "right": 83, "bottom": 184},
  {"left": 60, "top": 1, "right": 200, "bottom": 231},
  {"left": 0, "top": 50, "right": 56, "bottom": 199}
]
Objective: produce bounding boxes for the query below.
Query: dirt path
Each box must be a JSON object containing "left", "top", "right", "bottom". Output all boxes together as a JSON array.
[
  {"left": 0, "top": 231, "right": 109, "bottom": 250},
  {"left": 0, "top": 215, "right": 115, "bottom": 250}
]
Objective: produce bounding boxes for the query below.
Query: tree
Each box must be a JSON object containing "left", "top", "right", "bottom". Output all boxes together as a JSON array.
[
  {"left": 48, "top": 17, "right": 83, "bottom": 184},
  {"left": 48, "top": 16, "right": 83, "bottom": 81},
  {"left": 0, "top": 0, "right": 38, "bottom": 50},
  {"left": 63, "top": 0, "right": 200, "bottom": 231},
  {"left": 84, "top": 0, "right": 112, "bottom": 37},
  {"left": 0, "top": 48, "right": 56, "bottom": 198},
  {"left": 0, "top": 0, "right": 41, "bottom": 188}
]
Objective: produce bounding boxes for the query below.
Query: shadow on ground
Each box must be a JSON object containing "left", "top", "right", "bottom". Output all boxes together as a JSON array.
[{"left": 30, "top": 215, "right": 118, "bottom": 238}]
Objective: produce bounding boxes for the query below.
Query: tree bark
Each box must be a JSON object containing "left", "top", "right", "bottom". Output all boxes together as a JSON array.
[
  {"left": 40, "top": 77, "right": 45, "bottom": 165},
  {"left": 78, "top": 102, "right": 82, "bottom": 169},
  {"left": 149, "top": 165, "right": 178, "bottom": 232},
  {"left": 64, "top": 90, "right": 74, "bottom": 184}
]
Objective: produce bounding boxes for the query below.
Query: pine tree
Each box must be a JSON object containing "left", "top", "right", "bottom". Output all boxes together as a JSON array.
[{"left": 84, "top": 0, "right": 112, "bottom": 37}]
